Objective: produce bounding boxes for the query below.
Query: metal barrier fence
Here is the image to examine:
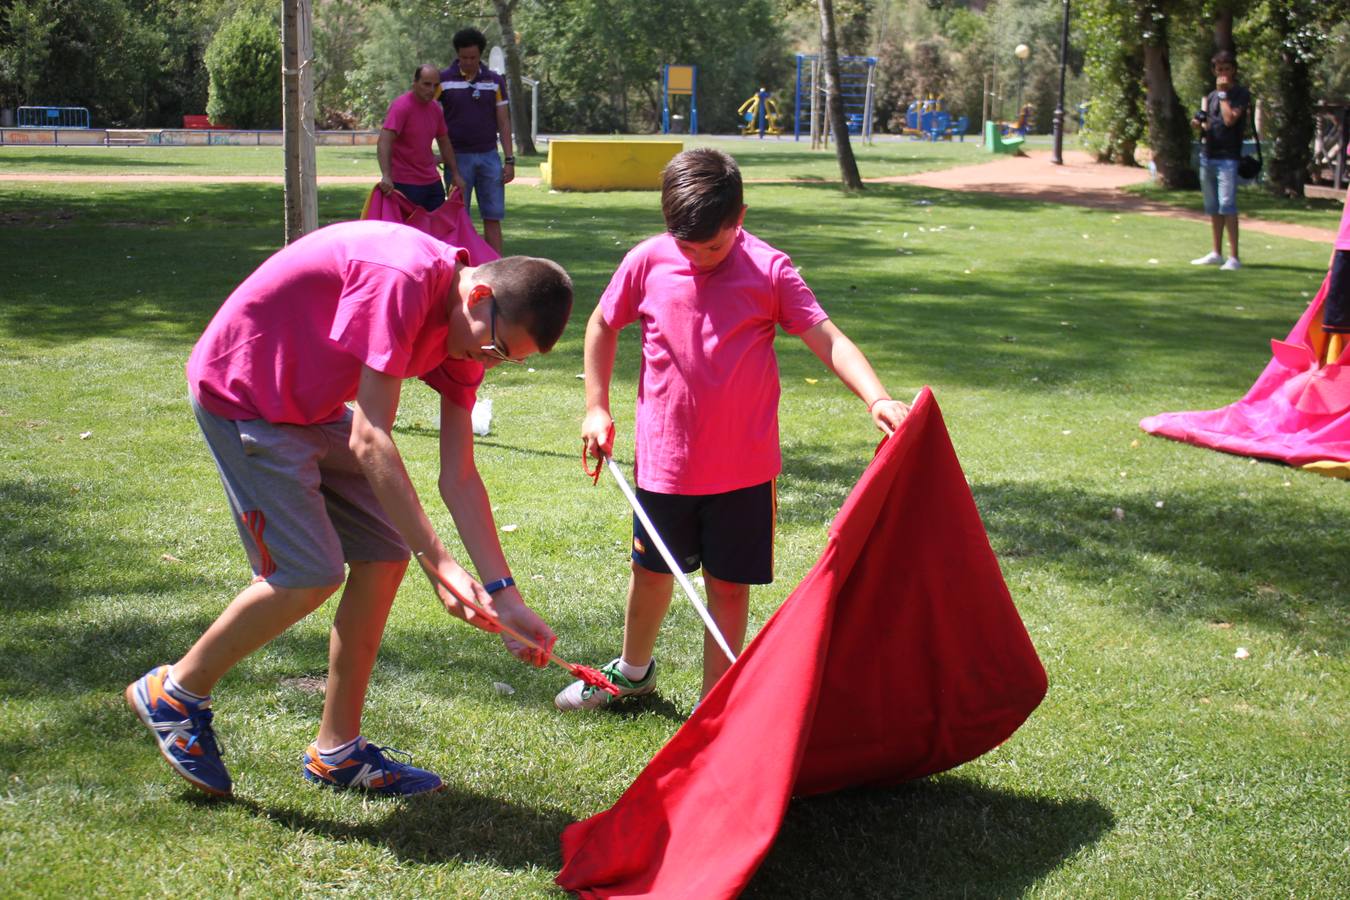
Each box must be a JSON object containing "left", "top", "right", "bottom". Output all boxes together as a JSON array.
[{"left": 17, "top": 106, "right": 91, "bottom": 129}]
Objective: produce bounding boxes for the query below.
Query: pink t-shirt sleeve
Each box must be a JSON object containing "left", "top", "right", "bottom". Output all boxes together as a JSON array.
[
  {"left": 598, "top": 252, "right": 644, "bottom": 330},
  {"left": 773, "top": 257, "right": 829, "bottom": 334},
  {"left": 420, "top": 359, "right": 484, "bottom": 411},
  {"left": 1336, "top": 186, "right": 1350, "bottom": 251},
  {"left": 329, "top": 259, "right": 434, "bottom": 375}
]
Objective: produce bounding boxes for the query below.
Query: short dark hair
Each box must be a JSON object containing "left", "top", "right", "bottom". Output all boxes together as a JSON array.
[
  {"left": 453, "top": 28, "right": 487, "bottom": 53},
  {"left": 661, "top": 148, "right": 743, "bottom": 242},
  {"left": 1211, "top": 50, "right": 1237, "bottom": 68},
  {"left": 413, "top": 63, "right": 439, "bottom": 84},
  {"left": 478, "top": 257, "right": 574, "bottom": 353}
]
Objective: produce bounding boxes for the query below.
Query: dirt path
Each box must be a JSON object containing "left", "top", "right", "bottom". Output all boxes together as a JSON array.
[
  {"left": 1, "top": 150, "right": 1338, "bottom": 242},
  {"left": 877, "top": 149, "right": 1338, "bottom": 243}
]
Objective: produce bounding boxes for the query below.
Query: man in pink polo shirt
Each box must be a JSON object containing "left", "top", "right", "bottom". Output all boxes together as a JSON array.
[
  {"left": 125, "top": 220, "right": 573, "bottom": 797},
  {"left": 378, "top": 64, "right": 466, "bottom": 212},
  {"left": 556, "top": 148, "right": 911, "bottom": 711}
]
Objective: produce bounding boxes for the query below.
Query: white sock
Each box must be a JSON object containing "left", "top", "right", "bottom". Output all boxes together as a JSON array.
[
  {"left": 617, "top": 658, "right": 651, "bottom": 682},
  {"left": 317, "top": 736, "right": 363, "bottom": 762},
  {"left": 164, "top": 668, "right": 207, "bottom": 703}
]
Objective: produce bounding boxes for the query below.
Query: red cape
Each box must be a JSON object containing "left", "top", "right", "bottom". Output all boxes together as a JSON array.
[{"left": 556, "top": 388, "right": 1047, "bottom": 898}]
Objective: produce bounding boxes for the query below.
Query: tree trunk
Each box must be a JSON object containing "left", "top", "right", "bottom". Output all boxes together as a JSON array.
[
  {"left": 1213, "top": 7, "right": 1234, "bottom": 55},
  {"left": 1267, "top": 32, "right": 1313, "bottom": 197},
  {"left": 818, "top": 0, "right": 863, "bottom": 190},
  {"left": 1137, "top": 4, "right": 1196, "bottom": 190},
  {"left": 491, "top": 0, "right": 535, "bottom": 155},
  {"left": 282, "top": 0, "right": 317, "bottom": 243}
]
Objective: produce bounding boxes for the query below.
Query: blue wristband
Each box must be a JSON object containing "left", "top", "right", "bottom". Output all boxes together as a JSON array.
[{"left": 483, "top": 576, "right": 515, "bottom": 595}]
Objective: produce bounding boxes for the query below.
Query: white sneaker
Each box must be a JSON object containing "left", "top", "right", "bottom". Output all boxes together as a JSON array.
[
  {"left": 554, "top": 658, "right": 656, "bottom": 711},
  {"left": 1220, "top": 257, "right": 1242, "bottom": 271},
  {"left": 1191, "top": 251, "right": 1223, "bottom": 266}
]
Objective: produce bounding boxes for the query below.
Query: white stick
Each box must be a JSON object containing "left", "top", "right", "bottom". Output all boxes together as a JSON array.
[{"left": 605, "top": 456, "right": 738, "bottom": 665}]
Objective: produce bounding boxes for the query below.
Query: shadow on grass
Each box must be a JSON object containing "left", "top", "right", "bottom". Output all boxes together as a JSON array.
[
  {"left": 187, "top": 790, "right": 572, "bottom": 869},
  {"left": 746, "top": 777, "right": 1114, "bottom": 899},
  {"left": 974, "top": 477, "right": 1349, "bottom": 651}
]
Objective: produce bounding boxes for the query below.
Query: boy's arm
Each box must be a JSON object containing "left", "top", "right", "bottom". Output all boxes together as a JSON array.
[
  {"left": 582, "top": 303, "right": 620, "bottom": 458},
  {"left": 350, "top": 365, "right": 498, "bottom": 631},
  {"left": 798, "top": 319, "right": 910, "bottom": 435},
  {"left": 437, "top": 395, "right": 555, "bottom": 667}
]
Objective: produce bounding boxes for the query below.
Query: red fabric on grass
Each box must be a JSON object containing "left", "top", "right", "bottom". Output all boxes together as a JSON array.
[
  {"left": 556, "top": 388, "right": 1047, "bottom": 899},
  {"left": 1140, "top": 275, "right": 1350, "bottom": 467},
  {"left": 362, "top": 186, "right": 498, "bottom": 264}
]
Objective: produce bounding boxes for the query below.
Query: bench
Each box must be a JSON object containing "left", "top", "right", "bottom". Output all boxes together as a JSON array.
[
  {"left": 183, "top": 115, "right": 229, "bottom": 130},
  {"left": 984, "top": 120, "right": 1025, "bottom": 154},
  {"left": 540, "top": 139, "right": 683, "bottom": 191}
]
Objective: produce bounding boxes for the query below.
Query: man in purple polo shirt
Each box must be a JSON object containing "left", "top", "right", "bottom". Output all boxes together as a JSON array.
[
  {"left": 440, "top": 27, "right": 515, "bottom": 254},
  {"left": 378, "top": 64, "right": 465, "bottom": 212}
]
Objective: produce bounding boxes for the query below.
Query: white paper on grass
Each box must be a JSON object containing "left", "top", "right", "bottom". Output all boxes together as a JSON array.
[{"left": 472, "top": 399, "right": 493, "bottom": 436}]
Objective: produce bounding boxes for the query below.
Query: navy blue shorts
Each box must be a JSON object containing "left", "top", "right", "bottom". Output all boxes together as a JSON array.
[
  {"left": 1325, "top": 249, "right": 1350, "bottom": 334},
  {"left": 631, "top": 481, "right": 776, "bottom": 585},
  {"left": 394, "top": 180, "right": 446, "bottom": 213}
]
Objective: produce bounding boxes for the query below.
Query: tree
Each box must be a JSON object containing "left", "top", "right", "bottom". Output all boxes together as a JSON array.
[
  {"left": 0, "top": 0, "right": 57, "bottom": 111},
  {"left": 206, "top": 1, "right": 282, "bottom": 128},
  {"left": 1136, "top": 1, "right": 1196, "bottom": 188},
  {"left": 818, "top": 0, "right": 864, "bottom": 189},
  {"left": 491, "top": 0, "right": 535, "bottom": 155}
]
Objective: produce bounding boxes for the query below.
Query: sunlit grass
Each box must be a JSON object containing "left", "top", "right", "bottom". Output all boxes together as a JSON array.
[{"left": 0, "top": 157, "right": 1345, "bottom": 897}]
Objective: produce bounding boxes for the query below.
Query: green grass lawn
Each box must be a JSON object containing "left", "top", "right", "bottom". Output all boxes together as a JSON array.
[
  {"left": 0, "top": 156, "right": 1346, "bottom": 897},
  {"left": 0, "top": 134, "right": 985, "bottom": 183},
  {"left": 1125, "top": 180, "right": 1345, "bottom": 230}
]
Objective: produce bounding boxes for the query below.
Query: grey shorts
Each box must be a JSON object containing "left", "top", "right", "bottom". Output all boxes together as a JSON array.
[{"left": 192, "top": 396, "right": 409, "bottom": 588}]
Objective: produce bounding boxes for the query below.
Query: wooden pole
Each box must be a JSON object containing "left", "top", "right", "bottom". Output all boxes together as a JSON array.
[{"left": 282, "top": 0, "right": 317, "bottom": 244}]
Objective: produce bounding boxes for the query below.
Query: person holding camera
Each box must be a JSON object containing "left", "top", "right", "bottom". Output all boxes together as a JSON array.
[{"left": 1191, "top": 50, "right": 1252, "bottom": 272}]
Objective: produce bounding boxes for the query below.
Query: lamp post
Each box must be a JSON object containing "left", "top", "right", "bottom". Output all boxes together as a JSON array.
[
  {"left": 1014, "top": 43, "right": 1030, "bottom": 128},
  {"left": 1051, "top": 0, "right": 1071, "bottom": 165}
]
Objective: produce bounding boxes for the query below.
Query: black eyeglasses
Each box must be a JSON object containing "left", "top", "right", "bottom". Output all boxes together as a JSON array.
[{"left": 481, "top": 299, "right": 524, "bottom": 364}]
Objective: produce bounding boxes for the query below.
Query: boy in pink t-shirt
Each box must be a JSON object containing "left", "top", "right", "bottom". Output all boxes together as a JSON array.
[
  {"left": 378, "top": 64, "right": 466, "bottom": 212},
  {"left": 126, "top": 220, "right": 573, "bottom": 797},
  {"left": 555, "top": 148, "right": 911, "bottom": 711}
]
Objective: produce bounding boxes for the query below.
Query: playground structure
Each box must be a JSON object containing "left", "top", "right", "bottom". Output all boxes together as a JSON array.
[
  {"left": 661, "top": 64, "right": 699, "bottom": 135},
  {"left": 793, "top": 54, "right": 877, "bottom": 146},
  {"left": 738, "top": 88, "right": 782, "bottom": 138},
  {"left": 902, "top": 97, "right": 969, "bottom": 141},
  {"left": 1311, "top": 101, "right": 1349, "bottom": 196}
]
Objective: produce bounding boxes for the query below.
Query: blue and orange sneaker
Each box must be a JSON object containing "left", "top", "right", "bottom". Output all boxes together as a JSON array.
[
  {"left": 125, "top": 665, "right": 232, "bottom": 797},
  {"left": 301, "top": 738, "right": 444, "bottom": 795}
]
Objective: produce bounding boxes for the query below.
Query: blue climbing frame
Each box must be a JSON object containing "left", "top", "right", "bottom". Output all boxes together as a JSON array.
[{"left": 793, "top": 54, "right": 877, "bottom": 141}]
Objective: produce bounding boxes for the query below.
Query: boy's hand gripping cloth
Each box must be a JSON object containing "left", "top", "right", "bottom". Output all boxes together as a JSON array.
[
  {"left": 361, "top": 186, "right": 499, "bottom": 264},
  {"left": 556, "top": 388, "right": 1048, "bottom": 898}
]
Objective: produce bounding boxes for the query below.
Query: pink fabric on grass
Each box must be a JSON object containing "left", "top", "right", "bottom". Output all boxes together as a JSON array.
[{"left": 1140, "top": 275, "right": 1350, "bottom": 465}]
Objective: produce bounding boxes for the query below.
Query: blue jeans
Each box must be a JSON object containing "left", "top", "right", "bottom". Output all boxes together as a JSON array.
[
  {"left": 1199, "top": 155, "right": 1239, "bottom": 216},
  {"left": 449, "top": 151, "right": 505, "bottom": 221}
]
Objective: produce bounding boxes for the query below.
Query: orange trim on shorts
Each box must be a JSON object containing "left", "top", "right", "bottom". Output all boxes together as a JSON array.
[{"left": 240, "top": 509, "right": 277, "bottom": 578}]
